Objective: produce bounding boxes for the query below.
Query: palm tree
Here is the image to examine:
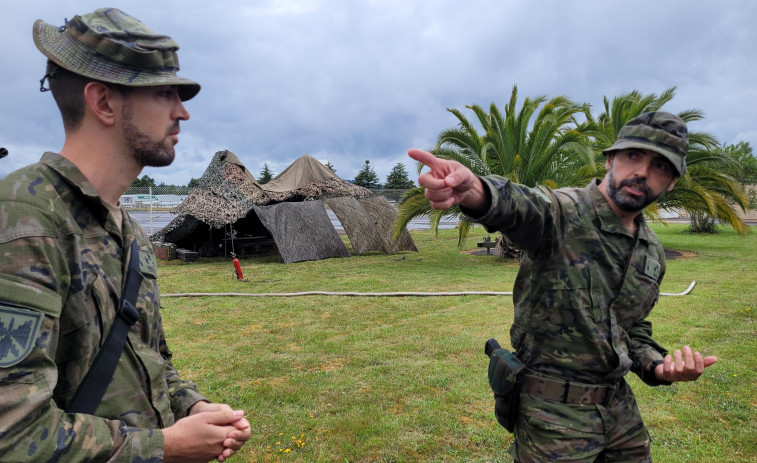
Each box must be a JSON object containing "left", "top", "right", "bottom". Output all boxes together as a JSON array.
[
  {"left": 589, "top": 88, "right": 679, "bottom": 154},
  {"left": 658, "top": 141, "right": 749, "bottom": 235},
  {"left": 393, "top": 86, "right": 596, "bottom": 247},
  {"left": 590, "top": 88, "right": 749, "bottom": 235}
]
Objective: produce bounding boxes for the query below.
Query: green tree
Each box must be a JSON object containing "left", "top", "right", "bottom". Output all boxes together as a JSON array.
[
  {"left": 394, "top": 86, "right": 596, "bottom": 246},
  {"left": 154, "top": 182, "right": 187, "bottom": 194},
  {"left": 384, "top": 162, "right": 415, "bottom": 189},
  {"left": 131, "top": 174, "right": 156, "bottom": 189},
  {"left": 721, "top": 141, "right": 757, "bottom": 209},
  {"left": 354, "top": 160, "right": 381, "bottom": 188},
  {"left": 187, "top": 177, "right": 201, "bottom": 189},
  {"left": 325, "top": 161, "right": 337, "bottom": 175},
  {"left": 589, "top": 88, "right": 749, "bottom": 235},
  {"left": 721, "top": 141, "right": 757, "bottom": 184},
  {"left": 659, "top": 142, "right": 749, "bottom": 234},
  {"left": 258, "top": 163, "right": 274, "bottom": 184}
]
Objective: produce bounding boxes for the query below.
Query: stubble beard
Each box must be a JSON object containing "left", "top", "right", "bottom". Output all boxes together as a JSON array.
[
  {"left": 121, "top": 103, "right": 177, "bottom": 168},
  {"left": 606, "top": 167, "right": 664, "bottom": 213}
]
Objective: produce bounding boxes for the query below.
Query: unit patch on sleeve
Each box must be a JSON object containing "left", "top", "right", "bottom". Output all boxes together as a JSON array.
[{"left": 0, "top": 305, "right": 43, "bottom": 368}]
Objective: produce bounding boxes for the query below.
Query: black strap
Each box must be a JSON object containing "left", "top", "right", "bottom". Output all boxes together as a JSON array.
[{"left": 67, "top": 240, "right": 143, "bottom": 414}]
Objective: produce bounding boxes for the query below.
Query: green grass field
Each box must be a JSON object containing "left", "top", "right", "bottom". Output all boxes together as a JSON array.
[{"left": 157, "top": 224, "right": 756, "bottom": 462}]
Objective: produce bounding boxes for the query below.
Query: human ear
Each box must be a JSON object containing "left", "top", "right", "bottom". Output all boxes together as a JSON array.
[{"left": 83, "top": 82, "right": 118, "bottom": 126}]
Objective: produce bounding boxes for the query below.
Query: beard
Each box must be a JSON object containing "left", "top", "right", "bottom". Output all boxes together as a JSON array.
[
  {"left": 121, "top": 104, "right": 177, "bottom": 168},
  {"left": 605, "top": 167, "right": 665, "bottom": 213}
]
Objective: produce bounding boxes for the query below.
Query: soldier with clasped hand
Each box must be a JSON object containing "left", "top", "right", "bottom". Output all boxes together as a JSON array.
[{"left": 0, "top": 8, "right": 250, "bottom": 462}]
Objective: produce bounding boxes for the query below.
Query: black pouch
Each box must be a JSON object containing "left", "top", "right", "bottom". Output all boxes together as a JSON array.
[{"left": 487, "top": 346, "right": 526, "bottom": 432}]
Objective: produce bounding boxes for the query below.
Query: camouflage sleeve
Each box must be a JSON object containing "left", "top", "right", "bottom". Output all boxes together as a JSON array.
[
  {"left": 0, "top": 233, "right": 164, "bottom": 461},
  {"left": 628, "top": 317, "right": 670, "bottom": 386},
  {"left": 159, "top": 317, "right": 208, "bottom": 417},
  {"left": 463, "top": 175, "right": 559, "bottom": 254},
  {"left": 140, "top": 231, "right": 208, "bottom": 418}
]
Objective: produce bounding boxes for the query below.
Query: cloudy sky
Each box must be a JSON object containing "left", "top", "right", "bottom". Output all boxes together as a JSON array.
[{"left": 1, "top": 0, "right": 755, "bottom": 185}]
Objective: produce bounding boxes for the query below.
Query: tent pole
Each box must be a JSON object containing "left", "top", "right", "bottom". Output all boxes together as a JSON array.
[{"left": 231, "top": 224, "right": 236, "bottom": 256}]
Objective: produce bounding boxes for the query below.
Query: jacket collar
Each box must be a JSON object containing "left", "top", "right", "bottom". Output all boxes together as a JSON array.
[{"left": 40, "top": 152, "right": 129, "bottom": 237}]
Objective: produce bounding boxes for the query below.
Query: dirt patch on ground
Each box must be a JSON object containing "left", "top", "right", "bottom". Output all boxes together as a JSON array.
[{"left": 665, "top": 249, "right": 699, "bottom": 260}]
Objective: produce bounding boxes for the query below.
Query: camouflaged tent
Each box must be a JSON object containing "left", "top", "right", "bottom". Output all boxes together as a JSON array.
[{"left": 152, "top": 150, "right": 417, "bottom": 263}]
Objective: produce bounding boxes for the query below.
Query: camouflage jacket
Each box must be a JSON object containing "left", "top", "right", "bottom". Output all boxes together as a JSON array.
[
  {"left": 0, "top": 153, "right": 207, "bottom": 462},
  {"left": 470, "top": 177, "right": 669, "bottom": 385}
]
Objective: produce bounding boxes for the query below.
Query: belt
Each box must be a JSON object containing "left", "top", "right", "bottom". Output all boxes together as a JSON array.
[{"left": 521, "top": 374, "right": 619, "bottom": 405}]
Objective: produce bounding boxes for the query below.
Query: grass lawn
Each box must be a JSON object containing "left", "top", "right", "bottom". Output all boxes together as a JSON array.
[{"left": 157, "top": 224, "right": 756, "bottom": 462}]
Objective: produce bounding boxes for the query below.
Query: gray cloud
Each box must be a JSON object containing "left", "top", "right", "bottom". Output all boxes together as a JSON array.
[{"left": 2, "top": 0, "right": 755, "bottom": 185}]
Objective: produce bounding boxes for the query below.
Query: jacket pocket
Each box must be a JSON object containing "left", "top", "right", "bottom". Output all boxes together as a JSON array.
[{"left": 533, "top": 267, "right": 594, "bottom": 323}]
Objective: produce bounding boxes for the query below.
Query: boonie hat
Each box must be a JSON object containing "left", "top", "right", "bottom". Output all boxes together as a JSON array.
[
  {"left": 33, "top": 8, "right": 200, "bottom": 101},
  {"left": 603, "top": 111, "right": 688, "bottom": 176}
]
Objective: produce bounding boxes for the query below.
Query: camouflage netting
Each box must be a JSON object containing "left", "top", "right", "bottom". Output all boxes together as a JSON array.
[
  {"left": 359, "top": 196, "right": 418, "bottom": 253},
  {"left": 325, "top": 196, "right": 388, "bottom": 254},
  {"left": 165, "top": 150, "right": 262, "bottom": 230},
  {"left": 253, "top": 201, "right": 349, "bottom": 263},
  {"left": 152, "top": 150, "right": 416, "bottom": 263}
]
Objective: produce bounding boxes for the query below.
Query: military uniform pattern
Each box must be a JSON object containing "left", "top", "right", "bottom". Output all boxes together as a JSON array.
[
  {"left": 0, "top": 153, "right": 207, "bottom": 462},
  {"left": 470, "top": 176, "right": 670, "bottom": 462},
  {"left": 512, "top": 379, "right": 651, "bottom": 462}
]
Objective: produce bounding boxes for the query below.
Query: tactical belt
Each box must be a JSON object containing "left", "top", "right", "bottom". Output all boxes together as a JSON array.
[
  {"left": 66, "top": 240, "right": 142, "bottom": 415},
  {"left": 521, "top": 374, "right": 619, "bottom": 405}
]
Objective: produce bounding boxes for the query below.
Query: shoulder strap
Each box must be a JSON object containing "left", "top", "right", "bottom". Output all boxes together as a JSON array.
[{"left": 66, "top": 240, "right": 143, "bottom": 414}]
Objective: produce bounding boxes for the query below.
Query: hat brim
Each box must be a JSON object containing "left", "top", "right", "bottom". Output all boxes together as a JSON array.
[
  {"left": 33, "top": 19, "right": 200, "bottom": 101},
  {"left": 602, "top": 139, "right": 686, "bottom": 176}
]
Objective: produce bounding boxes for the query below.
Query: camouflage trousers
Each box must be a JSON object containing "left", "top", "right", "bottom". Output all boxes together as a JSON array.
[{"left": 508, "top": 377, "right": 652, "bottom": 463}]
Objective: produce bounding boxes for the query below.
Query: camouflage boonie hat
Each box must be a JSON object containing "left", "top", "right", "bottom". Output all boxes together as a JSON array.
[
  {"left": 33, "top": 8, "right": 200, "bottom": 101},
  {"left": 603, "top": 111, "right": 688, "bottom": 176}
]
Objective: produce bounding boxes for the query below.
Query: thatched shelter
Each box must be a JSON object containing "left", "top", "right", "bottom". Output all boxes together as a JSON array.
[{"left": 152, "top": 150, "right": 417, "bottom": 263}]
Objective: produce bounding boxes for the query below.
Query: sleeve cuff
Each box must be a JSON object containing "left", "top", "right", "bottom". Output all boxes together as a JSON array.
[
  {"left": 459, "top": 175, "right": 499, "bottom": 224},
  {"left": 641, "top": 359, "right": 672, "bottom": 387},
  {"left": 172, "top": 389, "right": 210, "bottom": 418}
]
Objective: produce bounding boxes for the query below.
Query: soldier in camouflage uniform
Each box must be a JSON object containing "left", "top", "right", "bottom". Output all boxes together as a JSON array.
[
  {"left": 0, "top": 8, "right": 250, "bottom": 462},
  {"left": 409, "top": 112, "right": 718, "bottom": 462}
]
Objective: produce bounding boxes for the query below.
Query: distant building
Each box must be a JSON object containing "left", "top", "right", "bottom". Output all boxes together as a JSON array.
[{"left": 121, "top": 194, "right": 186, "bottom": 209}]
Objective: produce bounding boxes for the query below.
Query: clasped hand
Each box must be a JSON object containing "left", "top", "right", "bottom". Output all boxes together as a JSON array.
[{"left": 163, "top": 401, "right": 251, "bottom": 463}]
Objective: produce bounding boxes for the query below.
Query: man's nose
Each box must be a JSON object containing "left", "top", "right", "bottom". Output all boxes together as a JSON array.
[
  {"left": 174, "top": 101, "right": 190, "bottom": 121},
  {"left": 633, "top": 157, "right": 652, "bottom": 178}
]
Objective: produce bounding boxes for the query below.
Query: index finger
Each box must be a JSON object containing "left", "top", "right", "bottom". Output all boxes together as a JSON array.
[
  {"left": 408, "top": 148, "right": 439, "bottom": 169},
  {"left": 205, "top": 409, "right": 243, "bottom": 425}
]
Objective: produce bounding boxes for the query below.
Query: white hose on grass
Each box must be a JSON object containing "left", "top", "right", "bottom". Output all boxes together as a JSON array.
[{"left": 162, "top": 281, "right": 696, "bottom": 298}]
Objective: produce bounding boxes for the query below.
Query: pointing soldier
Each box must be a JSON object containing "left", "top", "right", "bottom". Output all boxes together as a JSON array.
[
  {"left": 0, "top": 8, "right": 250, "bottom": 462},
  {"left": 410, "top": 112, "right": 717, "bottom": 462}
]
